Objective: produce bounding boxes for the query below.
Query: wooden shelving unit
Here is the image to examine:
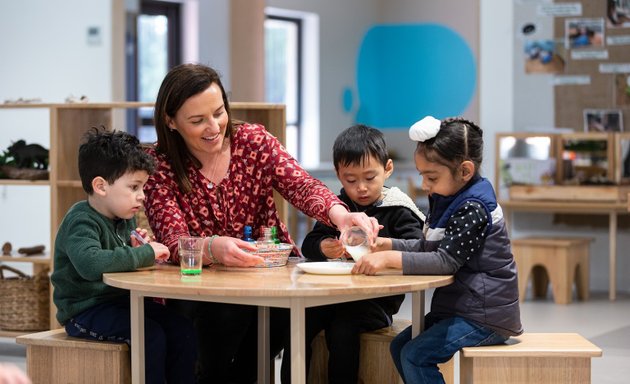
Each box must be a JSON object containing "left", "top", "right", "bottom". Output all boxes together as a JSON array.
[{"left": 0, "top": 101, "right": 285, "bottom": 334}]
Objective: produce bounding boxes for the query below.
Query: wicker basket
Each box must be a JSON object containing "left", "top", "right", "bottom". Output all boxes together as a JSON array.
[{"left": 0, "top": 264, "right": 50, "bottom": 331}]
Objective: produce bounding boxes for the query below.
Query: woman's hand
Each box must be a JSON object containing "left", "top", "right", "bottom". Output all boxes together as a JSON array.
[
  {"left": 208, "top": 236, "right": 264, "bottom": 267},
  {"left": 328, "top": 205, "right": 380, "bottom": 244},
  {"left": 351, "top": 251, "right": 402, "bottom": 275}
]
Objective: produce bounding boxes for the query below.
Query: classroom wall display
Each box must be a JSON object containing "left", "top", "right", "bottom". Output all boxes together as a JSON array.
[
  {"left": 524, "top": 39, "right": 566, "bottom": 74},
  {"left": 553, "top": 0, "right": 630, "bottom": 134},
  {"left": 607, "top": 0, "right": 630, "bottom": 28},
  {"left": 565, "top": 18, "right": 605, "bottom": 49},
  {"left": 583, "top": 108, "right": 624, "bottom": 132},
  {"left": 615, "top": 74, "right": 630, "bottom": 106}
]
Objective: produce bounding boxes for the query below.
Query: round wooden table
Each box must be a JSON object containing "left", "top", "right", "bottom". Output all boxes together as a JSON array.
[{"left": 104, "top": 261, "right": 453, "bottom": 384}]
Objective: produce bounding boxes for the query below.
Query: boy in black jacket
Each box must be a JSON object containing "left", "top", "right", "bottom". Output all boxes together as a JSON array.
[{"left": 281, "top": 124, "right": 425, "bottom": 383}]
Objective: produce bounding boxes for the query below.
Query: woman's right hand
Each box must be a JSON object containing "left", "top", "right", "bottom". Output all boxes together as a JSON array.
[{"left": 210, "top": 236, "right": 264, "bottom": 267}]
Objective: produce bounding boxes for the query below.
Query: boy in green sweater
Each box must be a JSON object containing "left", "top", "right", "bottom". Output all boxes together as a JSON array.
[{"left": 51, "top": 128, "right": 196, "bottom": 384}]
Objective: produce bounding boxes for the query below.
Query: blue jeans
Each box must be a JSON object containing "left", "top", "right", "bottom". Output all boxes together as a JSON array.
[
  {"left": 66, "top": 296, "right": 197, "bottom": 384},
  {"left": 390, "top": 315, "right": 508, "bottom": 384}
]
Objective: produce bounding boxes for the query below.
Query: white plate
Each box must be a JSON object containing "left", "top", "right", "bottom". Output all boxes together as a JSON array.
[{"left": 295, "top": 262, "right": 354, "bottom": 275}]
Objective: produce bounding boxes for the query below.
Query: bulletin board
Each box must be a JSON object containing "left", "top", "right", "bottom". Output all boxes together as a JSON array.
[{"left": 552, "top": 0, "right": 630, "bottom": 132}]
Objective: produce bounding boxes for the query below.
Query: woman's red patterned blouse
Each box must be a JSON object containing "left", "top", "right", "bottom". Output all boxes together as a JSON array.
[{"left": 143, "top": 123, "right": 344, "bottom": 262}]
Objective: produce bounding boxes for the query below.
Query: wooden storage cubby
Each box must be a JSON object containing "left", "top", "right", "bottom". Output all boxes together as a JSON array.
[
  {"left": 0, "top": 102, "right": 285, "bottom": 335},
  {"left": 496, "top": 132, "right": 630, "bottom": 203},
  {"left": 557, "top": 132, "right": 614, "bottom": 185}
]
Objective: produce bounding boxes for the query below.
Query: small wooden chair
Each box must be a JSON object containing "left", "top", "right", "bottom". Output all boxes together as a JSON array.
[
  {"left": 309, "top": 318, "right": 454, "bottom": 384},
  {"left": 512, "top": 237, "right": 591, "bottom": 304},
  {"left": 460, "top": 333, "right": 602, "bottom": 383},
  {"left": 16, "top": 328, "right": 130, "bottom": 384}
]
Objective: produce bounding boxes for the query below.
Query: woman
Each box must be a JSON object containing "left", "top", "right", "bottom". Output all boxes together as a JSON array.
[{"left": 143, "top": 63, "right": 379, "bottom": 383}]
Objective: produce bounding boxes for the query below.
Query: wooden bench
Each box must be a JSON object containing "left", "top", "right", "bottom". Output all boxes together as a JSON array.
[
  {"left": 460, "top": 333, "right": 602, "bottom": 384},
  {"left": 512, "top": 237, "right": 592, "bottom": 304},
  {"left": 309, "top": 318, "right": 454, "bottom": 384},
  {"left": 16, "top": 328, "right": 130, "bottom": 384}
]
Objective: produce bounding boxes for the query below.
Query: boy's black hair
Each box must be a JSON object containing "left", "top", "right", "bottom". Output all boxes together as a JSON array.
[
  {"left": 78, "top": 127, "right": 155, "bottom": 194},
  {"left": 333, "top": 125, "right": 389, "bottom": 171}
]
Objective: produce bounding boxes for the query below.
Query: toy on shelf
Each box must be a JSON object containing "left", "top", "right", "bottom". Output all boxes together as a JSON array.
[{"left": 0, "top": 140, "right": 49, "bottom": 180}]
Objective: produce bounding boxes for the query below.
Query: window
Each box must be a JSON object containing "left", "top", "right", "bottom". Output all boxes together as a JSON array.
[
  {"left": 126, "top": 0, "right": 181, "bottom": 142},
  {"left": 265, "top": 16, "right": 302, "bottom": 160}
]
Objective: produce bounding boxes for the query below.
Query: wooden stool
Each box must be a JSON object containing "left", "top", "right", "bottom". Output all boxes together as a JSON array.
[
  {"left": 309, "top": 319, "right": 454, "bottom": 384},
  {"left": 512, "top": 237, "right": 591, "bottom": 304},
  {"left": 460, "top": 333, "right": 602, "bottom": 383},
  {"left": 16, "top": 328, "right": 130, "bottom": 384}
]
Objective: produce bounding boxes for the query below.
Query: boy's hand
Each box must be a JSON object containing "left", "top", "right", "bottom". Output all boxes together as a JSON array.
[
  {"left": 320, "top": 238, "right": 345, "bottom": 259},
  {"left": 130, "top": 228, "right": 151, "bottom": 247},
  {"left": 149, "top": 242, "right": 170, "bottom": 262}
]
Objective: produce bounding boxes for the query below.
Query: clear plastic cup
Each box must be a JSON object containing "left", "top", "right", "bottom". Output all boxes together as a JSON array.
[{"left": 340, "top": 226, "right": 369, "bottom": 261}]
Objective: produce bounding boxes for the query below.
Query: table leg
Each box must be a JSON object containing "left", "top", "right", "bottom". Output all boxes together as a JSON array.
[
  {"left": 130, "top": 291, "right": 145, "bottom": 384},
  {"left": 609, "top": 212, "right": 617, "bottom": 301},
  {"left": 257, "top": 306, "right": 271, "bottom": 384},
  {"left": 290, "top": 298, "right": 306, "bottom": 384},
  {"left": 411, "top": 291, "right": 425, "bottom": 337}
]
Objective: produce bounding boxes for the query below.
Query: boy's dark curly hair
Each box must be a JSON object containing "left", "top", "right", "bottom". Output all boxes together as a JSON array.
[{"left": 78, "top": 127, "right": 155, "bottom": 194}]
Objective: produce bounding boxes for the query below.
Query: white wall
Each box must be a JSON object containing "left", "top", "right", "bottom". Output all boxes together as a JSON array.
[
  {"left": 267, "top": 0, "right": 380, "bottom": 163},
  {"left": 0, "top": 0, "right": 121, "bottom": 263}
]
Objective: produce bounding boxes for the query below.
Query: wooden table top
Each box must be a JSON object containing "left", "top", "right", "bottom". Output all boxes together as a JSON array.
[{"left": 103, "top": 261, "right": 453, "bottom": 299}]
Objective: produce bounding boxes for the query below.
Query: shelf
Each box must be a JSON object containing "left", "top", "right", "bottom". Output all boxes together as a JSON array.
[
  {"left": 56, "top": 180, "right": 83, "bottom": 188},
  {"left": 0, "top": 254, "right": 51, "bottom": 264},
  {"left": 0, "top": 101, "right": 286, "bottom": 335},
  {"left": 0, "top": 101, "right": 154, "bottom": 109},
  {"left": 0, "top": 179, "right": 49, "bottom": 186}
]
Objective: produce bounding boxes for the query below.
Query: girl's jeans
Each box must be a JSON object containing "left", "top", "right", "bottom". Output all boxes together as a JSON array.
[{"left": 390, "top": 315, "right": 508, "bottom": 384}]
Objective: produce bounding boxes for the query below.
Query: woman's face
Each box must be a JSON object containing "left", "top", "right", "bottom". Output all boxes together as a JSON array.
[{"left": 167, "top": 82, "right": 229, "bottom": 158}]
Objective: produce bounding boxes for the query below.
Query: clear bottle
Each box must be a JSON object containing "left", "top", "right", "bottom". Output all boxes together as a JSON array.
[{"left": 257, "top": 226, "right": 275, "bottom": 250}]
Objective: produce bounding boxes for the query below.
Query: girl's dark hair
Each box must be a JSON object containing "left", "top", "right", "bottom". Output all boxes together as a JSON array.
[
  {"left": 415, "top": 118, "right": 483, "bottom": 175},
  {"left": 79, "top": 127, "right": 155, "bottom": 194},
  {"left": 153, "top": 63, "right": 234, "bottom": 193},
  {"left": 333, "top": 125, "right": 389, "bottom": 170}
]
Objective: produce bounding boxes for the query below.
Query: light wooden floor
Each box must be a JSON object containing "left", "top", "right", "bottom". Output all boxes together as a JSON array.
[{"left": 2, "top": 291, "right": 628, "bottom": 384}]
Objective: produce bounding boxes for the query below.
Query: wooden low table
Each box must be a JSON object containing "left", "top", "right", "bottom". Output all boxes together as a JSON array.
[
  {"left": 460, "top": 333, "right": 602, "bottom": 384},
  {"left": 104, "top": 262, "right": 453, "bottom": 384}
]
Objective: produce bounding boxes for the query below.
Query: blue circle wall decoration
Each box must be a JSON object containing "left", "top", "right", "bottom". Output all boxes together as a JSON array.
[{"left": 354, "top": 24, "right": 476, "bottom": 129}]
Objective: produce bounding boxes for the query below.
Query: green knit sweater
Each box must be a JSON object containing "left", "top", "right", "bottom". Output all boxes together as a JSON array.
[{"left": 51, "top": 201, "right": 155, "bottom": 324}]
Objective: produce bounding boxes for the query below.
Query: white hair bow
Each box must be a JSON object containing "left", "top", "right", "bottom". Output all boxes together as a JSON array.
[{"left": 409, "top": 116, "right": 441, "bottom": 142}]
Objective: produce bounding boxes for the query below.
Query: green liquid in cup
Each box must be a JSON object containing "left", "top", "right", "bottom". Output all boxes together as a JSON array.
[{"left": 180, "top": 250, "right": 202, "bottom": 275}]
